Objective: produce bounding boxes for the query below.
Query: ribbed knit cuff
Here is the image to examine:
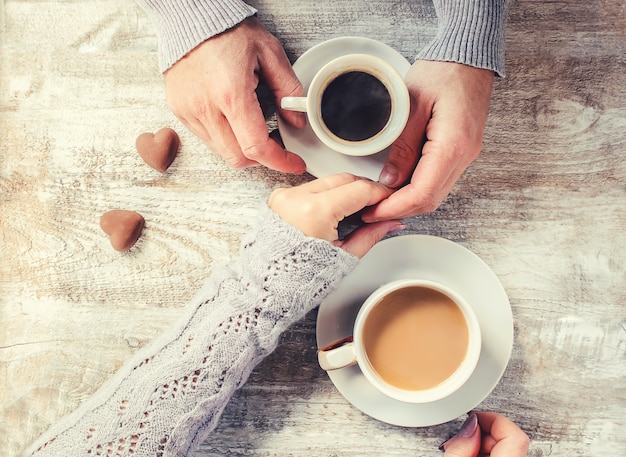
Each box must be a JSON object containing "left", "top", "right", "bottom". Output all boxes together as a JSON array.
[
  {"left": 417, "top": 0, "right": 509, "bottom": 77},
  {"left": 136, "top": 0, "right": 257, "bottom": 73}
]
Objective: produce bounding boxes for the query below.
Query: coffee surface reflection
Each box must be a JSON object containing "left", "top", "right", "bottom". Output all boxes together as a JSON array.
[{"left": 320, "top": 71, "right": 392, "bottom": 142}]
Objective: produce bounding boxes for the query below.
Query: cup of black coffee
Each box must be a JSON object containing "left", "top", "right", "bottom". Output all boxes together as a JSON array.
[{"left": 281, "top": 54, "right": 410, "bottom": 156}]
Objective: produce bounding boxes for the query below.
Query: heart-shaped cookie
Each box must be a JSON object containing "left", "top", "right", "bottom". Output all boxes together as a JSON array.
[
  {"left": 136, "top": 128, "right": 180, "bottom": 172},
  {"left": 100, "top": 210, "right": 145, "bottom": 252}
]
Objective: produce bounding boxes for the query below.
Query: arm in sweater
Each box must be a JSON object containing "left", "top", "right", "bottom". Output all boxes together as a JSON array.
[
  {"left": 134, "top": 0, "right": 257, "bottom": 72},
  {"left": 133, "top": 1, "right": 509, "bottom": 220},
  {"left": 23, "top": 204, "right": 358, "bottom": 457},
  {"left": 418, "top": 0, "right": 509, "bottom": 77},
  {"left": 24, "top": 174, "right": 400, "bottom": 457}
]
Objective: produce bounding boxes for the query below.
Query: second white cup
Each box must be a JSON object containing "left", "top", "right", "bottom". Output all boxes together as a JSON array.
[{"left": 318, "top": 279, "right": 482, "bottom": 404}]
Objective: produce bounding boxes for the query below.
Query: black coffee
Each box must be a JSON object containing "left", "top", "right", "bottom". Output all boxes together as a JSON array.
[{"left": 320, "top": 71, "right": 392, "bottom": 142}]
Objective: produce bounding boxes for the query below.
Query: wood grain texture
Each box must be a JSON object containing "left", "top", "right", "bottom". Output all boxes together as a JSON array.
[{"left": 1, "top": 1, "right": 625, "bottom": 456}]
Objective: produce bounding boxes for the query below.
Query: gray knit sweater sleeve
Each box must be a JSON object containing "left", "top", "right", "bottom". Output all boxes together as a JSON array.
[
  {"left": 134, "top": 0, "right": 257, "bottom": 72},
  {"left": 23, "top": 203, "right": 359, "bottom": 457},
  {"left": 135, "top": 1, "right": 508, "bottom": 76},
  {"left": 417, "top": 0, "right": 509, "bottom": 77}
]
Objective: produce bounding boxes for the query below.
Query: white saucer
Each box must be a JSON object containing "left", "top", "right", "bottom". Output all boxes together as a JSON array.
[
  {"left": 316, "top": 235, "right": 513, "bottom": 427},
  {"left": 277, "top": 37, "right": 411, "bottom": 180}
]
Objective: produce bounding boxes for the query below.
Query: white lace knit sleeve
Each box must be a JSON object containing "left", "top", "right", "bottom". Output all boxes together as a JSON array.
[{"left": 23, "top": 203, "right": 359, "bottom": 457}]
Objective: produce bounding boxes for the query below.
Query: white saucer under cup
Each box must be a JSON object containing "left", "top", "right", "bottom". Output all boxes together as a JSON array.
[
  {"left": 277, "top": 37, "right": 411, "bottom": 180},
  {"left": 316, "top": 235, "right": 513, "bottom": 427}
]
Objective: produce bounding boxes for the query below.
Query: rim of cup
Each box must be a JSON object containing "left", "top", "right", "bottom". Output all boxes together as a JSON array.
[
  {"left": 354, "top": 278, "right": 482, "bottom": 404},
  {"left": 307, "top": 54, "right": 410, "bottom": 157}
]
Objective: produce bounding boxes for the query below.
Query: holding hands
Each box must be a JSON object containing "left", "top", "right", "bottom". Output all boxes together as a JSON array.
[
  {"left": 268, "top": 173, "right": 404, "bottom": 258},
  {"left": 164, "top": 17, "right": 495, "bottom": 221},
  {"left": 268, "top": 178, "right": 529, "bottom": 455}
]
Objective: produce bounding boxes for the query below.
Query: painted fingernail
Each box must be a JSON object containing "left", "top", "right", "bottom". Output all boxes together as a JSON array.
[
  {"left": 457, "top": 413, "right": 479, "bottom": 437},
  {"left": 437, "top": 414, "right": 478, "bottom": 451},
  {"left": 379, "top": 164, "right": 398, "bottom": 187}
]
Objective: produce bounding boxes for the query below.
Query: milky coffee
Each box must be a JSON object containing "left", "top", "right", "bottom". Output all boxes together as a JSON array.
[{"left": 362, "top": 286, "right": 469, "bottom": 391}]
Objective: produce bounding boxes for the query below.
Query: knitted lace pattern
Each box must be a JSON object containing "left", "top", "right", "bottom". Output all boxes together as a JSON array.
[{"left": 24, "top": 203, "right": 358, "bottom": 457}]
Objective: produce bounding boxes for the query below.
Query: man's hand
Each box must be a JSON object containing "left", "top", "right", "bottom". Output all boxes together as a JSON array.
[
  {"left": 364, "top": 61, "right": 494, "bottom": 221},
  {"left": 164, "top": 17, "right": 307, "bottom": 173}
]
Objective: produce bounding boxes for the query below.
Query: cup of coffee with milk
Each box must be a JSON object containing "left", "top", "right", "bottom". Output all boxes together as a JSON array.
[
  {"left": 318, "top": 279, "right": 481, "bottom": 403},
  {"left": 281, "top": 54, "right": 410, "bottom": 156}
]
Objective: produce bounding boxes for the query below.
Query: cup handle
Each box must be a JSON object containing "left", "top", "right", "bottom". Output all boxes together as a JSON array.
[
  {"left": 317, "top": 336, "right": 357, "bottom": 371},
  {"left": 280, "top": 96, "right": 308, "bottom": 112}
]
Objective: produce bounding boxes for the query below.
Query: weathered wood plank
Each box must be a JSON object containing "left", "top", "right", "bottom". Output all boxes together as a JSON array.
[{"left": 1, "top": 1, "right": 625, "bottom": 456}]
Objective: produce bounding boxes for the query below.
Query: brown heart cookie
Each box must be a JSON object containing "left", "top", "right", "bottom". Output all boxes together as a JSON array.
[
  {"left": 100, "top": 210, "right": 145, "bottom": 252},
  {"left": 136, "top": 128, "right": 180, "bottom": 172}
]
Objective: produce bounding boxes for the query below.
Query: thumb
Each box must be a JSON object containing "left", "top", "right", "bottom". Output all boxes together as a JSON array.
[
  {"left": 441, "top": 414, "right": 481, "bottom": 457},
  {"left": 378, "top": 96, "right": 428, "bottom": 188},
  {"left": 378, "top": 126, "right": 421, "bottom": 189}
]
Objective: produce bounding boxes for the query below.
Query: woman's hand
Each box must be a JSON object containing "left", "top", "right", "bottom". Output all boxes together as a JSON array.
[
  {"left": 268, "top": 173, "right": 405, "bottom": 258},
  {"left": 441, "top": 412, "right": 530, "bottom": 457}
]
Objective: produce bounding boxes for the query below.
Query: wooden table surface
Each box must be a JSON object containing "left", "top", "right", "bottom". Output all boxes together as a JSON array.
[{"left": 1, "top": 1, "right": 625, "bottom": 456}]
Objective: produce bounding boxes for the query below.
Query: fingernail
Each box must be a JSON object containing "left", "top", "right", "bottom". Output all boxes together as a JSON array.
[
  {"left": 457, "top": 413, "right": 478, "bottom": 437},
  {"left": 437, "top": 414, "right": 478, "bottom": 451},
  {"left": 386, "top": 223, "right": 406, "bottom": 236},
  {"left": 379, "top": 164, "right": 398, "bottom": 187}
]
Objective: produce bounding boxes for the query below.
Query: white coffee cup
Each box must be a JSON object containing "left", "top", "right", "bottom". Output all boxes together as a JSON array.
[
  {"left": 318, "top": 279, "right": 482, "bottom": 404},
  {"left": 281, "top": 53, "right": 410, "bottom": 157}
]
